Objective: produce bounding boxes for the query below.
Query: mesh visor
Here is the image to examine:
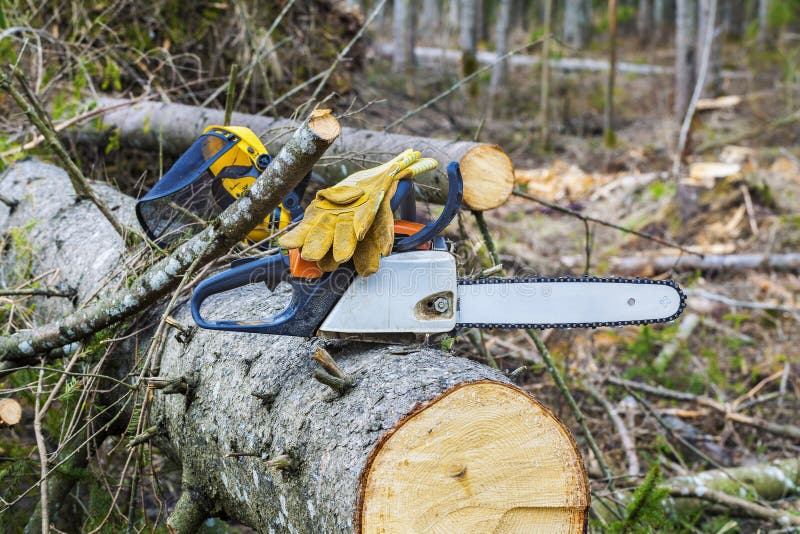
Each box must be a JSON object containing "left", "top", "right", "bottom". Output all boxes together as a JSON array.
[{"left": 136, "top": 132, "right": 237, "bottom": 246}]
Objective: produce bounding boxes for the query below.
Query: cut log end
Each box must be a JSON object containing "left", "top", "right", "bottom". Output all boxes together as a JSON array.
[
  {"left": 358, "top": 381, "right": 589, "bottom": 533},
  {"left": 0, "top": 398, "right": 22, "bottom": 427},
  {"left": 459, "top": 145, "right": 515, "bottom": 211},
  {"left": 308, "top": 108, "right": 341, "bottom": 141}
]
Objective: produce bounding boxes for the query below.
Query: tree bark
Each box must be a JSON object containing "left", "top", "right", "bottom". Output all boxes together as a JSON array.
[
  {"left": 563, "top": 0, "right": 591, "bottom": 49},
  {"left": 757, "top": 0, "right": 771, "bottom": 46},
  {"left": 83, "top": 98, "right": 515, "bottom": 211},
  {"left": 637, "top": 0, "right": 652, "bottom": 45},
  {"left": 604, "top": 0, "right": 618, "bottom": 147},
  {"left": 539, "top": 0, "right": 553, "bottom": 150},
  {"left": 697, "top": 0, "right": 722, "bottom": 96},
  {"left": 421, "top": 0, "right": 441, "bottom": 33},
  {"left": 674, "top": 0, "right": 697, "bottom": 121},
  {"left": 1, "top": 160, "right": 590, "bottom": 533},
  {"left": 392, "top": 0, "right": 416, "bottom": 95},
  {"left": 459, "top": 0, "right": 479, "bottom": 95},
  {"left": 490, "top": 0, "right": 513, "bottom": 95}
]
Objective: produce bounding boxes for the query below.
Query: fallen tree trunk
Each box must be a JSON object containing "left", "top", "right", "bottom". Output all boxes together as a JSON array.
[
  {"left": 374, "top": 44, "right": 751, "bottom": 80},
  {"left": 0, "top": 161, "right": 589, "bottom": 532},
  {"left": 561, "top": 252, "right": 800, "bottom": 275},
  {"left": 84, "top": 98, "right": 515, "bottom": 212},
  {"left": 376, "top": 43, "right": 672, "bottom": 75}
]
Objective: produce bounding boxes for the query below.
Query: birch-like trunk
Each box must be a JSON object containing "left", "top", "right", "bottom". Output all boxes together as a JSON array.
[
  {"left": 674, "top": 0, "right": 697, "bottom": 121},
  {"left": 563, "top": 0, "right": 591, "bottom": 49},
  {"left": 0, "top": 160, "right": 590, "bottom": 534},
  {"left": 757, "top": 0, "right": 770, "bottom": 46},
  {"left": 490, "top": 0, "right": 513, "bottom": 94},
  {"left": 637, "top": 0, "right": 653, "bottom": 45},
  {"left": 459, "top": 0, "right": 478, "bottom": 87},
  {"left": 392, "top": 0, "right": 416, "bottom": 95},
  {"left": 696, "top": 0, "right": 722, "bottom": 96}
]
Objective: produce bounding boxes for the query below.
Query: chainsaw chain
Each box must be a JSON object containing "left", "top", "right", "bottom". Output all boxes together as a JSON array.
[{"left": 455, "top": 276, "right": 687, "bottom": 330}]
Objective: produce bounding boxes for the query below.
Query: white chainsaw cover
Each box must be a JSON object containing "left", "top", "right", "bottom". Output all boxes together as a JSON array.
[{"left": 319, "top": 251, "right": 457, "bottom": 334}]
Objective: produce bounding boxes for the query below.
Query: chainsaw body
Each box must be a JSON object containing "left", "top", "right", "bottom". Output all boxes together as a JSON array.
[{"left": 190, "top": 162, "right": 465, "bottom": 339}]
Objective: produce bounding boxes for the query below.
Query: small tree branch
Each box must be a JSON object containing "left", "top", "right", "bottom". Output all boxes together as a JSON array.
[
  {"left": 223, "top": 63, "right": 239, "bottom": 126},
  {"left": 514, "top": 189, "right": 701, "bottom": 258},
  {"left": 166, "top": 488, "right": 210, "bottom": 534},
  {"left": 0, "top": 109, "right": 340, "bottom": 365},
  {"left": 526, "top": 329, "right": 616, "bottom": 489},
  {"left": 666, "top": 485, "right": 800, "bottom": 526},
  {"left": 0, "top": 70, "right": 136, "bottom": 243}
]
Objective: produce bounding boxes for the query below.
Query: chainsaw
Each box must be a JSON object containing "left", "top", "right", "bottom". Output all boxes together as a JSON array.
[{"left": 189, "top": 162, "right": 686, "bottom": 342}]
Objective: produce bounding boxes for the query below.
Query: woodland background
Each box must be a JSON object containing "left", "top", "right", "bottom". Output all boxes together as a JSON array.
[{"left": 1, "top": 0, "right": 800, "bottom": 532}]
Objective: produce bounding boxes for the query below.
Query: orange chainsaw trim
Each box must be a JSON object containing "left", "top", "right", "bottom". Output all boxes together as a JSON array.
[{"left": 289, "top": 220, "right": 429, "bottom": 279}]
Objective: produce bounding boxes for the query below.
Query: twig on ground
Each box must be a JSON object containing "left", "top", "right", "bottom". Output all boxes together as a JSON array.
[
  {"left": 607, "top": 376, "right": 800, "bottom": 440},
  {"left": 305, "top": 0, "right": 388, "bottom": 110},
  {"left": 688, "top": 288, "right": 800, "bottom": 316},
  {"left": 0, "top": 287, "right": 75, "bottom": 298},
  {"left": 585, "top": 383, "right": 640, "bottom": 478},
  {"left": 513, "top": 190, "right": 701, "bottom": 258},
  {"left": 0, "top": 70, "right": 137, "bottom": 243},
  {"left": 697, "top": 109, "right": 800, "bottom": 152},
  {"left": 666, "top": 485, "right": 800, "bottom": 526},
  {"left": 526, "top": 329, "right": 615, "bottom": 489}
]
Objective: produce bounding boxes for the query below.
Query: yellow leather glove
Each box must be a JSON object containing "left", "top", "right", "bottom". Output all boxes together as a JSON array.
[{"left": 278, "top": 150, "right": 438, "bottom": 276}]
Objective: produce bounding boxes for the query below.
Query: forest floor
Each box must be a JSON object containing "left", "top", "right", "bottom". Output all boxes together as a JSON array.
[
  {"left": 344, "top": 42, "right": 800, "bottom": 531},
  {"left": 2, "top": 23, "right": 800, "bottom": 530}
]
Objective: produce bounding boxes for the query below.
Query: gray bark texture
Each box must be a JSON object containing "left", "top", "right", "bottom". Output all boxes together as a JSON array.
[
  {"left": 637, "top": 0, "right": 652, "bottom": 44},
  {"left": 490, "top": 0, "right": 513, "bottom": 93},
  {"left": 697, "top": 0, "right": 722, "bottom": 96},
  {"left": 392, "top": 0, "right": 414, "bottom": 73},
  {"left": 459, "top": 0, "right": 478, "bottom": 77},
  {"left": 563, "top": 0, "right": 591, "bottom": 49},
  {"left": 757, "top": 0, "right": 770, "bottom": 45},
  {"left": 421, "top": 0, "right": 441, "bottom": 32},
  {"left": 674, "top": 0, "right": 697, "bottom": 121},
  {"left": 0, "top": 160, "right": 529, "bottom": 533},
  {"left": 83, "top": 98, "right": 512, "bottom": 210}
]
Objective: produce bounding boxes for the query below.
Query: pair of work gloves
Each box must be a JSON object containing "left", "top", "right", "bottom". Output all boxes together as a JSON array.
[{"left": 278, "top": 149, "right": 437, "bottom": 276}]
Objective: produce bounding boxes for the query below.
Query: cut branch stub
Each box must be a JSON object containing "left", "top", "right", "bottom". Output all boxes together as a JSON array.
[
  {"left": 357, "top": 382, "right": 589, "bottom": 532},
  {"left": 0, "top": 398, "right": 22, "bottom": 427}
]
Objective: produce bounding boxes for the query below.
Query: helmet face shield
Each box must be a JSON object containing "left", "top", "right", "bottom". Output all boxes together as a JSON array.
[
  {"left": 136, "top": 131, "right": 242, "bottom": 246},
  {"left": 135, "top": 126, "right": 277, "bottom": 248}
]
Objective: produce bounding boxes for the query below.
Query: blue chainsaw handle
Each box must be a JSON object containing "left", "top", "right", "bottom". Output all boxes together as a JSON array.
[
  {"left": 394, "top": 161, "right": 463, "bottom": 252},
  {"left": 191, "top": 254, "right": 355, "bottom": 337}
]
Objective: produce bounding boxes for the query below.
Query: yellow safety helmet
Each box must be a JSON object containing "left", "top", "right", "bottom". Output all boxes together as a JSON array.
[{"left": 136, "top": 125, "right": 291, "bottom": 247}]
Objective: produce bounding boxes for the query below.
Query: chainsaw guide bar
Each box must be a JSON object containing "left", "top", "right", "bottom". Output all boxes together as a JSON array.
[{"left": 455, "top": 276, "right": 687, "bottom": 330}]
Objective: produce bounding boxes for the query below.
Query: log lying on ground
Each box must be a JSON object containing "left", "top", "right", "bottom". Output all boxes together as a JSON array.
[
  {"left": 593, "top": 459, "right": 800, "bottom": 526},
  {"left": 561, "top": 252, "right": 800, "bottom": 275},
  {"left": 0, "top": 161, "right": 589, "bottom": 532},
  {"left": 376, "top": 43, "right": 672, "bottom": 75},
  {"left": 82, "top": 98, "right": 514, "bottom": 211}
]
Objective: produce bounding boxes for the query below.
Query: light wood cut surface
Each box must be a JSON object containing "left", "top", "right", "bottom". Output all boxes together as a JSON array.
[
  {"left": 359, "top": 382, "right": 589, "bottom": 533},
  {"left": 0, "top": 398, "right": 22, "bottom": 426}
]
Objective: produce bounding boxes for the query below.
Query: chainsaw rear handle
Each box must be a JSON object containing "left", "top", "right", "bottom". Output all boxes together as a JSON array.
[
  {"left": 190, "top": 162, "right": 463, "bottom": 337},
  {"left": 394, "top": 161, "right": 463, "bottom": 252},
  {"left": 190, "top": 254, "right": 355, "bottom": 336}
]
